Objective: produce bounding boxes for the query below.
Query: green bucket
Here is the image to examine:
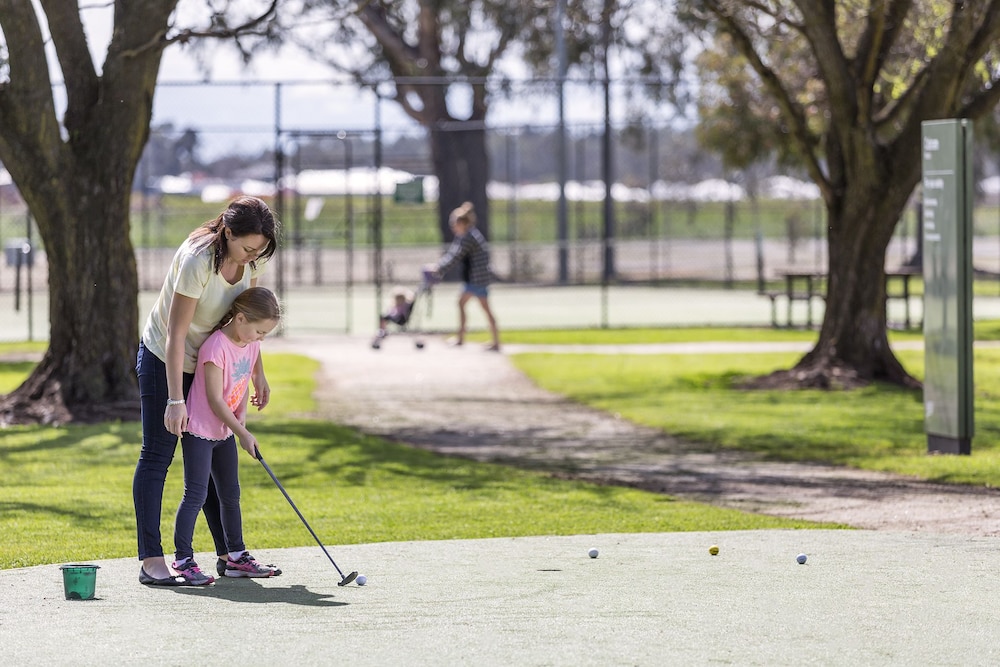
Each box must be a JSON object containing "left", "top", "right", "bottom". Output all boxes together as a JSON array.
[{"left": 60, "top": 564, "right": 100, "bottom": 600}]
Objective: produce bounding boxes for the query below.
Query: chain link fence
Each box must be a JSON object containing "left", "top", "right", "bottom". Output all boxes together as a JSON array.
[{"left": 0, "top": 79, "right": 984, "bottom": 341}]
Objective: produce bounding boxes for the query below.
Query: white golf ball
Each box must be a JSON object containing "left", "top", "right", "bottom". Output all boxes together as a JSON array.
[
  {"left": 796, "top": 553, "right": 807, "bottom": 565},
  {"left": 588, "top": 547, "right": 599, "bottom": 559},
  {"left": 356, "top": 574, "right": 367, "bottom": 586}
]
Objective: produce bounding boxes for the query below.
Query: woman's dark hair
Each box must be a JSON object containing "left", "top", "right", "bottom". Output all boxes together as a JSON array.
[
  {"left": 214, "top": 287, "right": 282, "bottom": 331},
  {"left": 188, "top": 195, "right": 280, "bottom": 273}
]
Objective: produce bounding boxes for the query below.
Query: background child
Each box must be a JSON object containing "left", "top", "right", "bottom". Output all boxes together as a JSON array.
[
  {"left": 425, "top": 201, "right": 500, "bottom": 351},
  {"left": 172, "top": 286, "right": 283, "bottom": 584},
  {"left": 372, "top": 286, "right": 415, "bottom": 348}
]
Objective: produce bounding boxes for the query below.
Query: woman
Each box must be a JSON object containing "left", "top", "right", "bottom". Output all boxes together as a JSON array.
[
  {"left": 133, "top": 195, "right": 280, "bottom": 586},
  {"left": 427, "top": 201, "right": 500, "bottom": 351}
]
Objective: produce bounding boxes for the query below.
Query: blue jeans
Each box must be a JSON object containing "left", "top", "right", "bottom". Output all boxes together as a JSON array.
[
  {"left": 133, "top": 342, "right": 227, "bottom": 560},
  {"left": 174, "top": 434, "right": 245, "bottom": 561}
]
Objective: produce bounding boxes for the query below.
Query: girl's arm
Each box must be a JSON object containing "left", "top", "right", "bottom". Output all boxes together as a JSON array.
[
  {"left": 164, "top": 294, "right": 198, "bottom": 436},
  {"left": 202, "top": 362, "right": 259, "bottom": 457},
  {"left": 247, "top": 276, "right": 269, "bottom": 409},
  {"left": 250, "top": 350, "right": 270, "bottom": 410}
]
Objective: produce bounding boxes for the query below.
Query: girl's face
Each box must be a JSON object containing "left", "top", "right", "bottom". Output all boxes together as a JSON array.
[
  {"left": 229, "top": 314, "right": 279, "bottom": 345},
  {"left": 450, "top": 219, "right": 470, "bottom": 236},
  {"left": 225, "top": 231, "right": 269, "bottom": 265}
]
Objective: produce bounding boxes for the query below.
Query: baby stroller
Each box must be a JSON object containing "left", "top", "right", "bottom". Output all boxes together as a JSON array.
[{"left": 370, "top": 269, "right": 438, "bottom": 350}]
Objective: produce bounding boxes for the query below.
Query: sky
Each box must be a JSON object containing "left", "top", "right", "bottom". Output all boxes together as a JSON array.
[{"left": 73, "top": 1, "right": 629, "bottom": 159}]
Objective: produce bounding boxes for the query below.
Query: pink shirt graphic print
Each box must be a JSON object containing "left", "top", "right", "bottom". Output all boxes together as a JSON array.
[{"left": 185, "top": 329, "right": 260, "bottom": 441}]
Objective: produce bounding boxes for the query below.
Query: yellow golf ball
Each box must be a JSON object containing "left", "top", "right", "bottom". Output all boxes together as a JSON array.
[{"left": 709, "top": 545, "right": 719, "bottom": 556}]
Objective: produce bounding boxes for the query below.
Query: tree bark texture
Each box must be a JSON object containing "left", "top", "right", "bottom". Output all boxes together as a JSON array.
[
  {"left": 430, "top": 124, "right": 491, "bottom": 244},
  {"left": 0, "top": 0, "right": 176, "bottom": 423},
  {"left": 360, "top": 1, "right": 494, "bottom": 247}
]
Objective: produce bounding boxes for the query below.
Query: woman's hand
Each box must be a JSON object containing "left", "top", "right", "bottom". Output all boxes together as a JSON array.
[{"left": 164, "top": 402, "right": 188, "bottom": 436}]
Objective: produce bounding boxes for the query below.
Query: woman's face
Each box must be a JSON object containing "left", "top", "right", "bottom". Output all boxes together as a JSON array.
[{"left": 226, "top": 232, "right": 269, "bottom": 265}]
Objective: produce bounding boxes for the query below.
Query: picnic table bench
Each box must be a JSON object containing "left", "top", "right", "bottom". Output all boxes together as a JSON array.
[
  {"left": 761, "top": 269, "right": 921, "bottom": 330},
  {"left": 761, "top": 271, "right": 824, "bottom": 329}
]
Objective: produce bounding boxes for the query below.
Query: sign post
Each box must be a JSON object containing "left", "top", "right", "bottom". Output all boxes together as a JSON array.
[{"left": 921, "top": 119, "right": 974, "bottom": 455}]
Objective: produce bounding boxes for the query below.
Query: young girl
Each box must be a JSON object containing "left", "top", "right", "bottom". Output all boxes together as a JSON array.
[
  {"left": 426, "top": 202, "right": 500, "bottom": 351},
  {"left": 171, "top": 287, "right": 283, "bottom": 584}
]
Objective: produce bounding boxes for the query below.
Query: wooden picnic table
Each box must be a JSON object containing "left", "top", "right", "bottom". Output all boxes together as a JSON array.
[
  {"left": 763, "top": 269, "right": 922, "bottom": 330},
  {"left": 760, "top": 271, "right": 824, "bottom": 329}
]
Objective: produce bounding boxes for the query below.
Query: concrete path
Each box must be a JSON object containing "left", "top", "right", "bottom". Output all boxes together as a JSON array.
[{"left": 271, "top": 334, "right": 1000, "bottom": 536}]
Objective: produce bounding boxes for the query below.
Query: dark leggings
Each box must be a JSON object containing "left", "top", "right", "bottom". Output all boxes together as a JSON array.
[
  {"left": 174, "top": 433, "right": 245, "bottom": 562},
  {"left": 133, "top": 342, "right": 227, "bottom": 560}
]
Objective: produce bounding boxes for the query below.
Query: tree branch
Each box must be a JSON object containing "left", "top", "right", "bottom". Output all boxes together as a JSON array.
[
  {"left": 165, "top": 0, "right": 280, "bottom": 46},
  {"left": 0, "top": 0, "right": 63, "bottom": 178},
  {"left": 357, "top": 3, "right": 423, "bottom": 71},
  {"left": 854, "top": 0, "right": 913, "bottom": 96},
  {"left": 38, "top": 0, "right": 100, "bottom": 135},
  {"left": 705, "top": 1, "right": 829, "bottom": 198},
  {"left": 793, "top": 0, "right": 856, "bottom": 130}
]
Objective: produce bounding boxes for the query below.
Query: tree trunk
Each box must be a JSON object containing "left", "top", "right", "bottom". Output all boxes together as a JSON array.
[
  {"left": 0, "top": 0, "right": 170, "bottom": 424},
  {"left": 755, "top": 180, "right": 921, "bottom": 391},
  {"left": 0, "top": 168, "right": 141, "bottom": 425},
  {"left": 430, "top": 123, "right": 491, "bottom": 245},
  {"left": 798, "top": 213, "right": 917, "bottom": 389}
]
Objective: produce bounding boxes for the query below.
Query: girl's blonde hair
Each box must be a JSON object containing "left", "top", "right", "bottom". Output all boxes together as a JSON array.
[
  {"left": 449, "top": 201, "right": 477, "bottom": 227},
  {"left": 215, "top": 287, "right": 281, "bottom": 331}
]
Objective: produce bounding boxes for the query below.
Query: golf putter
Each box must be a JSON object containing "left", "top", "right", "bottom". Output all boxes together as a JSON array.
[{"left": 255, "top": 446, "right": 358, "bottom": 586}]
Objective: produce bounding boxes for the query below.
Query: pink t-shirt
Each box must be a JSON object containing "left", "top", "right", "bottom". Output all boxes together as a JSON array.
[{"left": 185, "top": 329, "right": 260, "bottom": 441}]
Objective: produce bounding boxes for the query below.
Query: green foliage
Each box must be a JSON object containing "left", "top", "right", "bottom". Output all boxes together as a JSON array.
[
  {"left": 470, "top": 326, "right": 925, "bottom": 345},
  {"left": 511, "top": 339, "right": 1000, "bottom": 488}
]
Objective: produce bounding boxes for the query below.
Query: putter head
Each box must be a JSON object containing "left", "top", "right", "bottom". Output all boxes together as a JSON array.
[{"left": 338, "top": 571, "right": 359, "bottom": 587}]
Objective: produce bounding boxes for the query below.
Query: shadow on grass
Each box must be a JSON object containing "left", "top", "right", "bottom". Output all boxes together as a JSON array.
[
  {"left": 0, "top": 421, "right": 141, "bottom": 458},
  {"left": 251, "top": 419, "right": 568, "bottom": 493},
  {"left": 0, "top": 500, "right": 99, "bottom": 522}
]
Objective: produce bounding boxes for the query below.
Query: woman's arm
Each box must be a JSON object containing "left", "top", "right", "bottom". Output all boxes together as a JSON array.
[{"left": 163, "top": 294, "right": 198, "bottom": 436}]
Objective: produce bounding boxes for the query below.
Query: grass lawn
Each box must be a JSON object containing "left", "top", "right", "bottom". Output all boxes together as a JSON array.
[
  {"left": 502, "top": 325, "right": 1000, "bottom": 488},
  {"left": 0, "top": 349, "right": 828, "bottom": 570}
]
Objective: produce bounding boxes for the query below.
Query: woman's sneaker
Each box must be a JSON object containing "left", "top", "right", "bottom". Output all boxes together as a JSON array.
[
  {"left": 224, "top": 552, "right": 281, "bottom": 578},
  {"left": 172, "top": 560, "right": 215, "bottom": 586}
]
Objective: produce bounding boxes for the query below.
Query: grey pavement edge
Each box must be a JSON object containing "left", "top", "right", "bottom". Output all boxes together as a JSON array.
[{"left": 2, "top": 531, "right": 999, "bottom": 666}]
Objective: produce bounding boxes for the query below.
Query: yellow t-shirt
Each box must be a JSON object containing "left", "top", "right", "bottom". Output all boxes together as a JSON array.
[{"left": 141, "top": 238, "right": 263, "bottom": 374}]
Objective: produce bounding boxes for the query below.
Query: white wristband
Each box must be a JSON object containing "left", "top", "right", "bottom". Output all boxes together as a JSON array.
[{"left": 165, "top": 399, "right": 185, "bottom": 407}]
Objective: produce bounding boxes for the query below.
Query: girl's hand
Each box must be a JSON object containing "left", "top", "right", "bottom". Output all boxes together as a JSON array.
[
  {"left": 250, "top": 374, "right": 271, "bottom": 410},
  {"left": 164, "top": 403, "right": 188, "bottom": 436},
  {"left": 238, "top": 432, "right": 259, "bottom": 458}
]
